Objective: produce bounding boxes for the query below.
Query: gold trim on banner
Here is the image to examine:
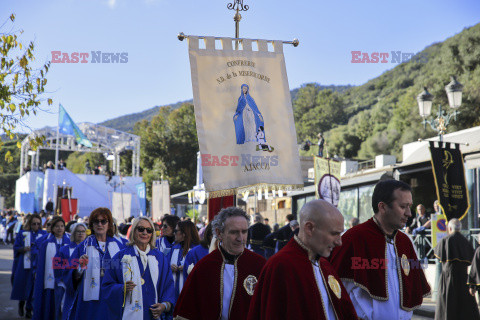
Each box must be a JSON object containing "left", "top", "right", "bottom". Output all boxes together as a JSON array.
[
  {"left": 429, "top": 142, "right": 470, "bottom": 222},
  {"left": 207, "top": 183, "right": 304, "bottom": 199}
]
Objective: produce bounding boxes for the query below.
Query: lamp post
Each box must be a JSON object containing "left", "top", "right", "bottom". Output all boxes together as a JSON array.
[
  {"left": 417, "top": 76, "right": 463, "bottom": 302},
  {"left": 417, "top": 76, "right": 464, "bottom": 141}
]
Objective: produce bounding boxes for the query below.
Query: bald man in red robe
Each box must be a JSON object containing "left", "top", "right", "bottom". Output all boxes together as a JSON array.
[{"left": 247, "top": 200, "right": 358, "bottom": 320}]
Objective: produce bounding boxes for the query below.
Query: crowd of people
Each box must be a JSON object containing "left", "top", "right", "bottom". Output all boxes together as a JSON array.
[{"left": 5, "top": 179, "right": 480, "bottom": 319}]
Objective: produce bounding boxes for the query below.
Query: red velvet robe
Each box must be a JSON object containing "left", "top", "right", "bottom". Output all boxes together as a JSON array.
[
  {"left": 329, "top": 218, "right": 431, "bottom": 311},
  {"left": 247, "top": 236, "right": 358, "bottom": 320},
  {"left": 173, "top": 247, "right": 266, "bottom": 320}
]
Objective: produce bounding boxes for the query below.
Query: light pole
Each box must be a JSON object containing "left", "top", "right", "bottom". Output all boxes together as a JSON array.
[
  {"left": 417, "top": 76, "right": 463, "bottom": 302},
  {"left": 417, "top": 76, "right": 464, "bottom": 141}
]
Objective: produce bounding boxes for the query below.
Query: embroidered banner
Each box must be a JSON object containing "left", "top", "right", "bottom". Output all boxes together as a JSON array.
[
  {"left": 429, "top": 141, "right": 470, "bottom": 221},
  {"left": 314, "top": 157, "right": 341, "bottom": 207},
  {"left": 188, "top": 37, "right": 303, "bottom": 197}
]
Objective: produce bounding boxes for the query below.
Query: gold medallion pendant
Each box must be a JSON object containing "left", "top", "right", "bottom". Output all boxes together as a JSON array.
[
  {"left": 328, "top": 275, "right": 342, "bottom": 299},
  {"left": 141, "top": 278, "right": 145, "bottom": 285},
  {"left": 401, "top": 254, "right": 410, "bottom": 276}
]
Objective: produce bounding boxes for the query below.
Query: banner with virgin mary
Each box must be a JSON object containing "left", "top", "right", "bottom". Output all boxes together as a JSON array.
[{"left": 188, "top": 36, "right": 303, "bottom": 197}]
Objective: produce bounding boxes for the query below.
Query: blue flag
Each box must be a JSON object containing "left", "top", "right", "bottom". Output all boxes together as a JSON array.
[{"left": 59, "top": 104, "right": 92, "bottom": 147}]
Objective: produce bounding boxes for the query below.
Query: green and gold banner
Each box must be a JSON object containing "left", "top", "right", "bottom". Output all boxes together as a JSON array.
[
  {"left": 314, "top": 157, "right": 341, "bottom": 207},
  {"left": 429, "top": 141, "right": 470, "bottom": 221}
]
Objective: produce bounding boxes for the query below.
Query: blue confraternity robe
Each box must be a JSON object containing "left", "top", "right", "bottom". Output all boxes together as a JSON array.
[
  {"left": 101, "top": 245, "right": 176, "bottom": 320},
  {"left": 64, "top": 235, "right": 124, "bottom": 320},
  {"left": 11, "top": 229, "right": 46, "bottom": 310},
  {"left": 32, "top": 234, "right": 71, "bottom": 320}
]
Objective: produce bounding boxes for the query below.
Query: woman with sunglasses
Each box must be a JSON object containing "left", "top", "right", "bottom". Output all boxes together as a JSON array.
[
  {"left": 54, "top": 223, "right": 87, "bottom": 320},
  {"left": 64, "top": 208, "right": 124, "bottom": 320},
  {"left": 166, "top": 220, "right": 200, "bottom": 299},
  {"left": 156, "top": 215, "right": 180, "bottom": 256},
  {"left": 32, "top": 216, "right": 70, "bottom": 320},
  {"left": 11, "top": 214, "right": 46, "bottom": 318},
  {"left": 102, "top": 217, "right": 176, "bottom": 320}
]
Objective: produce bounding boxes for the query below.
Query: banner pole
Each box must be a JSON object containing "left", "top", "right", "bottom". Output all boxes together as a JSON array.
[{"left": 177, "top": 33, "right": 300, "bottom": 47}]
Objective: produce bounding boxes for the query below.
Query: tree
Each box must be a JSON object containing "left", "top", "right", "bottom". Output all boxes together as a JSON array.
[
  {"left": 293, "top": 84, "right": 346, "bottom": 143},
  {"left": 1, "top": 14, "right": 52, "bottom": 162},
  {"left": 135, "top": 103, "right": 198, "bottom": 198}
]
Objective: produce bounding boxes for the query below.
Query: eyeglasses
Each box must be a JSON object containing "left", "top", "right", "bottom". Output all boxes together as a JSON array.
[
  {"left": 93, "top": 219, "right": 108, "bottom": 225},
  {"left": 136, "top": 226, "right": 153, "bottom": 234},
  {"left": 162, "top": 224, "right": 169, "bottom": 229}
]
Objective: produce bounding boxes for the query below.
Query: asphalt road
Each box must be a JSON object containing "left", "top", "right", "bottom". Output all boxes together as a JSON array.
[{"left": 0, "top": 244, "right": 21, "bottom": 320}]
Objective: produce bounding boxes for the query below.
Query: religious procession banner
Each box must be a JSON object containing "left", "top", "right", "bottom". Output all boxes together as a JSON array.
[
  {"left": 188, "top": 37, "right": 303, "bottom": 197},
  {"left": 314, "top": 157, "right": 341, "bottom": 207},
  {"left": 429, "top": 141, "right": 470, "bottom": 221}
]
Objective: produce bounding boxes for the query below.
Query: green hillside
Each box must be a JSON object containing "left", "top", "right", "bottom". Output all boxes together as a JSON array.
[
  {"left": 320, "top": 23, "right": 480, "bottom": 160},
  {"left": 99, "top": 86, "right": 353, "bottom": 133}
]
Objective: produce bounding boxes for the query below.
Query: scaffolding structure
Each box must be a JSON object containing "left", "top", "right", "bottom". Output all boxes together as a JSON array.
[{"left": 20, "top": 123, "right": 140, "bottom": 177}]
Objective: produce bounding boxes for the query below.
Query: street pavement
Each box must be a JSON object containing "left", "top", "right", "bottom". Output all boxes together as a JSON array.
[
  {"left": 0, "top": 243, "right": 434, "bottom": 319},
  {"left": 0, "top": 244, "right": 20, "bottom": 320}
]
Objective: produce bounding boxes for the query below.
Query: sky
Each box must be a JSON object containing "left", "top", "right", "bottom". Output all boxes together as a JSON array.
[{"left": 1, "top": 0, "right": 479, "bottom": 132}]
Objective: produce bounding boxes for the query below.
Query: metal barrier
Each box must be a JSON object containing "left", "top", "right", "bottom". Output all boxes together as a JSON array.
[{"left": 412, "top": 228, "right": 480, "bottom": 262}]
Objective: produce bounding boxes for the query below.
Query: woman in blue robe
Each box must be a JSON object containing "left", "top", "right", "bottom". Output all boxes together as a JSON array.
[
  {"left": 233, "top": 84, "right": 265, "bottom": 144},
  {"left": 113, "top": 219, "right": 129, "bottom": 246},
  {"left": 182, "top": 222, "right": 212, "bottom": 280},
  {"left": 54, "top": 223, "right": 87, "bottom": 320},
  {"left": 32, "top": 216, "right": 71, "bottom": 320},
  {"left": 166, "top": 220, "right": 199, "bottom": 300},
  {"left": 64, "top": 208, "right": 124, "bottom": 320},
  {"left": 102, "top": 216, "right": 175, "bottom": 320},
  {"left": 11, "top": 214, "right": 46, "bottom": 318},
  {"left": 156, "top": 215, "right": 179, "bottom": 256}
]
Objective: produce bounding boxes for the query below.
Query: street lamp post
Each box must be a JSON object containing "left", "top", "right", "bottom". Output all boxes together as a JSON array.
[
  {"left": 417, "top": 76, "right": 463, "bottom": 302},
  {"left": 417, "top": 76, "right": 464, "bottom": 141}
]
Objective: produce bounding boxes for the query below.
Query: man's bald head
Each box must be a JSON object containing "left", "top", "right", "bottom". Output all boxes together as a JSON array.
[
  {"left": 298, "top": 200, "right": 344, "bottom": 258},
  {"left": 299, "top": 200, "right": 343, "bottom": 228}
]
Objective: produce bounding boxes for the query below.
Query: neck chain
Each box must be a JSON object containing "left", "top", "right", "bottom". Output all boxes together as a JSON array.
[{"left": 372, "top": 216, "right": 396, "bottom": 243}]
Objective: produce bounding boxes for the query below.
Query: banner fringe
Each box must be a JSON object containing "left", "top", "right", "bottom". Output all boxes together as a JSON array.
[{"left": 207, "top": 184, "right": 304, "bottom": 199}]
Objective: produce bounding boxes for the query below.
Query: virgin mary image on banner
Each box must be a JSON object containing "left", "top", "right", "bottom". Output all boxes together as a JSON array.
[{"left": 233, "top": 84, "right": 273, "bottom": 152}]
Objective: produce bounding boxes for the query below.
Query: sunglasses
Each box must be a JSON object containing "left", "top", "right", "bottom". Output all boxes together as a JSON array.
[
  {"left": 93, "top": 219, "right": 108, "bottom": 225},
  {"left": 136, "top": 226, "right": 153, "bottom": 234}
]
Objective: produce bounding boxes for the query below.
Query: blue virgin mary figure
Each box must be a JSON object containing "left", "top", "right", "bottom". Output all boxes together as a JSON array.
[{"left": 233, "top": 84, "right": 265, "bottom": 144}]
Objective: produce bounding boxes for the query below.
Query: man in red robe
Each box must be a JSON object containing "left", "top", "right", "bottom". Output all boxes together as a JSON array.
[
  {"left": 330, "top": 179, "right": 431, "bottom": 319},
  {"left": 173, "top": 207, "right": 266, "bottom": 320},
  {"left": 247, "top": 200, "right": 358, "bottom": 320}
]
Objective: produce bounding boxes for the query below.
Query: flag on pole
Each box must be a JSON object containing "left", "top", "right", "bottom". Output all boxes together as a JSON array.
[{"left": 59, "top": 104, "right": 92, "bottom": 147}]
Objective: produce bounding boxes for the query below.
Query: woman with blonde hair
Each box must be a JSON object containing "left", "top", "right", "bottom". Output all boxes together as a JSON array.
[
  {"left": 102, "top": 217, "right": 175, "bottom": 319},
  {"left": 166, "top": 220, "right": 200, "bottom": 299}
]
